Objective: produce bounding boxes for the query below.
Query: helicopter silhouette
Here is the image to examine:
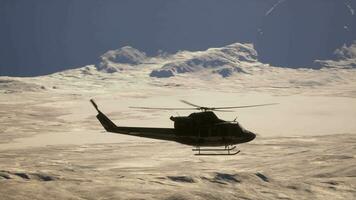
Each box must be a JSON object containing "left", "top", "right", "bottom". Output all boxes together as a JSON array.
[{"left": 90, "top": 99, "right": 277, "bottom": 155}]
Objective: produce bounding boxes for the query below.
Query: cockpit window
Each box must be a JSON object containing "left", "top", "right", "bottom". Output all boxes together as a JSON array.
[{"left": 236, "top": 122, "right": 246, "bottom": 131}]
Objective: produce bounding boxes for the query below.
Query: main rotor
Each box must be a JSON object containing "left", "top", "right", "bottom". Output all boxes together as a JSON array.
[{"left": 130, "top": 100, "right": 278, "bottom": 112}]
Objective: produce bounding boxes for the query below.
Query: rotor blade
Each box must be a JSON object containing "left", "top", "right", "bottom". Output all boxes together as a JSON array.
[
  {"left": 215, "top": 121, "right": 235, "bottom": 125},
  {"left": 213, "top": 103, "right": 279, "bottom": 110},
  {"left": 180, "top": 100, "right": 202, "bottom": 108},
  {"left": 129, "top": 106, "right": 197, "bottom": 111},
  {"left": 213, "top": 110, "right": 235, "bottom": 112}
]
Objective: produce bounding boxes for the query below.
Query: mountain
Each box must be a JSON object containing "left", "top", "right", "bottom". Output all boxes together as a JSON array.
[
  {"left": 150, "top": 43, "right": 258, "bottom": 78},
  {"left": 92, "top": 41, "right": 356, "bottom": 78},
  {"left": 3, "top": 41, "right": 356, "bottom": 95},
  {"left": 96, "top": 46, "right": 147, "bottom": 73},
  {"left": 94, "top": 43, "right": 261, "bottom": 78},
  {"left": 314, "top": 41, "right": 356, "bottom": 68}
]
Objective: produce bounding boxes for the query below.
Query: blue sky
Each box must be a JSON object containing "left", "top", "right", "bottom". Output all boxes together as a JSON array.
[{"left": 0, "top": 0, "right": 355, "bottom": 76}]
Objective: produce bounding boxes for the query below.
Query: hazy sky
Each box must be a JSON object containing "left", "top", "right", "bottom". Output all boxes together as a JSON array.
[{"left": 0, "top": 0, "right": 355, "bottom": 76}]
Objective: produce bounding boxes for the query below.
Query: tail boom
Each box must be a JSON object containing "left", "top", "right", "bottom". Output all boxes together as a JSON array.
[{"left": 90, "top": 99, "right": 176, "bottom": 141}]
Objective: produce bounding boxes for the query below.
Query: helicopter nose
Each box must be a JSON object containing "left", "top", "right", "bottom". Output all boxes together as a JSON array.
[{"left": 246, "top": 131, "right": 256, "bottom": 142}]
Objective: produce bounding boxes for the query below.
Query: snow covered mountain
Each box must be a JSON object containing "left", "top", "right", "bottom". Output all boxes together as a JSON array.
[
  {"left": 96, "top": 46, "right": 147, "bottom": 73},
  {"left": 314, "top": 41, "right": 356, "bottom": 69},
  {"left": 95, "top": 43, "right": 262, "bottom": 78},
  {"left": 2, "top": 41, "right": 356, "bottom": 98},
  {"left": 94, "top": 41, "right": 356, "bottom": 79},
  {"left": 150, "top": 43, "right": 258, "bottom": 78}
]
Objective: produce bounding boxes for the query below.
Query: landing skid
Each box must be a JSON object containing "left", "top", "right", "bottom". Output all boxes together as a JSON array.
[{"left": 192, "top": 145, "right": 240, "bottom": 156}]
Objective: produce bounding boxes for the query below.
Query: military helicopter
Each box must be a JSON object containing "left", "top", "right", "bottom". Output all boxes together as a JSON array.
[{"left": 90, "top": 99, "right": 277, "bottom": 155}]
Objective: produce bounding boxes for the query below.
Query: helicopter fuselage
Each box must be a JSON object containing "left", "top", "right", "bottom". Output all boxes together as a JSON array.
[{"left": 170, "top": 111, "right": 256, "bottom": 146}]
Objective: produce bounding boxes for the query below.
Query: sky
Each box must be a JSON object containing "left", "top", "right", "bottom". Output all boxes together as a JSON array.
[{"left": 0, "top": 0, "right": 355, "bottom": 76}]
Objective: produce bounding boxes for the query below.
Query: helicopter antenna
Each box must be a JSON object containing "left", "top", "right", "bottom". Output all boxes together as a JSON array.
[{"left": 233, "top": 116, "right": 237, "bottom": 122}]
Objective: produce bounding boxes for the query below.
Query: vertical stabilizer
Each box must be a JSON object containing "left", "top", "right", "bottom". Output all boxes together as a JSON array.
[{"left": 90, "top": 99, "right": 117, "bottom": 132}]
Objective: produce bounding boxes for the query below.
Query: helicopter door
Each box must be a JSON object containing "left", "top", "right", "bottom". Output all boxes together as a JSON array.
[
  {"left": 207, "top": 126, "right": 213, "bottom": 137},
  {"left": 219, "top": 125, "right": 229, "bottom": 137}
]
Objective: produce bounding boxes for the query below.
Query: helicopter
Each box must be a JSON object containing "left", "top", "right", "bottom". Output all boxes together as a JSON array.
[{"left": 90, "top": 99, "right": 277, "bottom": 155}]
